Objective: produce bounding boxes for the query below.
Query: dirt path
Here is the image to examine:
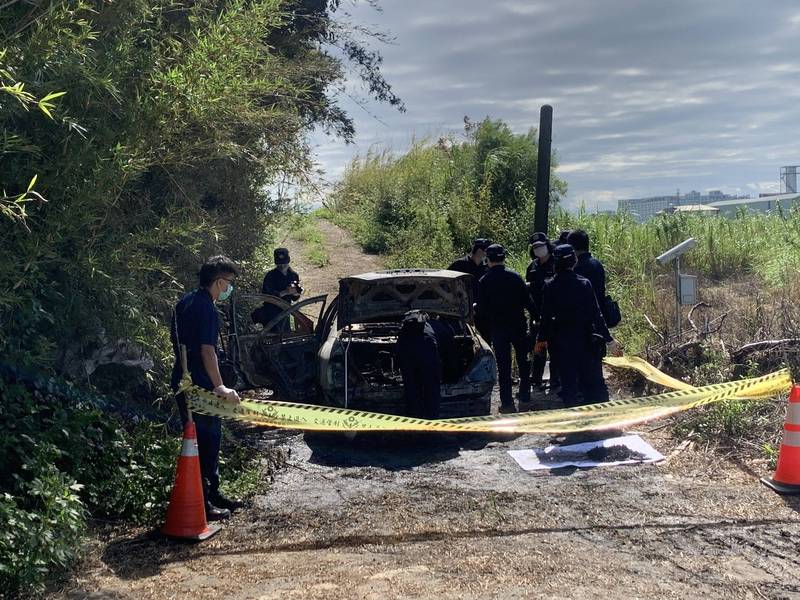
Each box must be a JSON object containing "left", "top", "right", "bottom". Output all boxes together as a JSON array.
[
  {"left": 275, "top": 218, "right": 384, "bottom": 298},
  {"left": 60, "top": 221, "right": 800, "bottom": 600}
]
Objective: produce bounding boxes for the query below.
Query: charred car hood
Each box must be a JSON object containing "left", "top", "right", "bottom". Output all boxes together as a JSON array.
[{"left": 337, "top": 269, "right": 474, "bottom": 327}]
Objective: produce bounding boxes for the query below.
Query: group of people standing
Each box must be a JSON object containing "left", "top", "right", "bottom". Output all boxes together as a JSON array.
[{"left": 449, "top": 230, "right": 622, "bottom": 414}]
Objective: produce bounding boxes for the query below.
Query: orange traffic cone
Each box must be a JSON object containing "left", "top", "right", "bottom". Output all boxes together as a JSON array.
[
  {"left": 762, "top": 384, "right": 800, "bottom": 495},
  {"left": 161, "top": 421, "right": 221, "bottom": 540}
]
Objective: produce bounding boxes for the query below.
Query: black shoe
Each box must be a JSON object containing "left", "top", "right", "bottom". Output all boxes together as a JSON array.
[
  {"left": 209, "top": 493, "right": 244, "bottom": 512},
  {"left": 205, "top": 503, "right": 231, "bottom": 521},
  {"left": 499, "top": 403, "right": 518, "bottom": 414}
]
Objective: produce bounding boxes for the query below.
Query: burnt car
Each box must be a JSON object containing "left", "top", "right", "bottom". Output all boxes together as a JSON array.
[{"left": 224, "top": 269, "right": 496, "bottom": 417}]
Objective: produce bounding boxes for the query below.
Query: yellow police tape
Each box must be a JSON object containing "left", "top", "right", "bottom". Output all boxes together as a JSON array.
[
  {"left": 181, "top": 357, "right": 792, "bottom": 434},
  {"left": 602, "top": 355, "right": 779, "bottom": 399}
]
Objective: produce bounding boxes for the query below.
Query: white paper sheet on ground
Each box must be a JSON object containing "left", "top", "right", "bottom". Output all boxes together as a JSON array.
[{"left": 508, "top": 434, "right": 665, "bottom": 472}]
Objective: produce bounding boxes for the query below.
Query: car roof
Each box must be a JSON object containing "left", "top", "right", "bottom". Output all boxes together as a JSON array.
[{"left": 344, "top": 269, "right": 470, "bottom": 282}]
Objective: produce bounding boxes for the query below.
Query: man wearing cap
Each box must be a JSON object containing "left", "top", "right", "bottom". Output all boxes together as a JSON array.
[
  {"left": 396, "top": 310, "right": 441, "bottom": 419},
  {"left": 258, "top": 248, "right": 303, "bottom": 330},
  {"left": 262, "top": 247, "right": 302, "bottom": 301},
  {"left": 566, "top": 230, "right": 606, "bottom": 313},
  {"left": 475, "top": 244, "right": 534, "bottom": 413},
  {"left": 448, "top": 238, "right": 492, "bottom": 291},
  {"left": 536, "top": 244, "right": 622, "bottom": 407},
  {"left": 171, "top": 255, "right": 243, "bottom": 521},
  {"left": 526, "top": 233, "right": 557, "bottom": 392}
]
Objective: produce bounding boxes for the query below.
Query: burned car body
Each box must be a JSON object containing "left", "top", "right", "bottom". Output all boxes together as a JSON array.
[{"left": 226, "top": 269, "right": 496, "bottom": 417}]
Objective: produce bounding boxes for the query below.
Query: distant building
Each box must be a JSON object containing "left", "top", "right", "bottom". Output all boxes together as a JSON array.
[
  {"left": 618, "top": 190, "right": 746, "bottom": 222},
  {"left": 782, "top": 166, "right": 798, "bottom": 194},
  {"left": 708, "top": 193, "right": 800, "bottom": 217},
  {"left": 667, "top": 204, "right": 719, "bottom": 216},
  {"left": 618, "top": 194, "right": 680, "bottom": 222}
]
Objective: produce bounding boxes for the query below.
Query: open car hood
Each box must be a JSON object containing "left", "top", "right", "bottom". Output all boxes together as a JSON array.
[{"left": 337, "top": 269, "right": 474, "bottom": 328}]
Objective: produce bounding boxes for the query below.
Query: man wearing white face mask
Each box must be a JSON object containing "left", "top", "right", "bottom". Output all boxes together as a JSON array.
[
  {"left": 525, "top": 233, "right": 557, "bottom": 396},
  {"left": 171, "top": 255, "right": 242, "bottom": 521}
]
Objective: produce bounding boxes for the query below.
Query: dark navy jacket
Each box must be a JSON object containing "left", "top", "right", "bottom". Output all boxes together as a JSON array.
[
  {"left": 574, "top": 252, "right": 606, "bottom": 309},
  {"left": 262, "top": 266, "right": 300, "bottom": 300},
  {"left": 525, "top": 255, "right": 555, "bottom": 320},
  {"left": 170, "top": 288, "right": 219, "bottom": 391},
  {"left": 475, "top": 265, "right": 534, "bottom": 335},
  {"left": 537, "top": 270, "right": 611, "bottom": 347},
  {"left": 448, "top": 254, "right": 487, "bottom": 296}
]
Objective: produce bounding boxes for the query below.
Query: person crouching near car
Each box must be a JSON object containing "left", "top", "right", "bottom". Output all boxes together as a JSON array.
[
  {"left": 170, "top": 255, "right": 244, "bottom": 521},
  {"left": 396, "top": 310, "right": 441, "bottom": 420},
  {"left": 535, "top": 244, "right": 622, "bottom": 408}
]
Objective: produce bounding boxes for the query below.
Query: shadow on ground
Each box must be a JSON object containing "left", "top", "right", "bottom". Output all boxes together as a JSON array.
[{"left": 303, "top": 430, "right": 520, "bottom": 470}]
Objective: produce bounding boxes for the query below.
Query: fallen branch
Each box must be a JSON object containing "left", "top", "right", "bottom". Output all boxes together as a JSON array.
[
  {"left": 643, "top": 313, "right": 665, "bottom": 343},
  {"left": 732, "top": 338, "right": 800, "bottom": 363}
]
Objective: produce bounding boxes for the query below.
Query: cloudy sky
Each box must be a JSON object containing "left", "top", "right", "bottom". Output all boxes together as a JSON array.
[{"left": 311, "top": 0, "right": 800, "bottom": 211}]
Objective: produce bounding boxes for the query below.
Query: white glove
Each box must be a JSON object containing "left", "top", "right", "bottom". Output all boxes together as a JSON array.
[
  {"left": 607, "top": 340, "right": 623, "bottom": 357},
  {"left": 214, "top": 385, "right": 241, "bottom": 404}
]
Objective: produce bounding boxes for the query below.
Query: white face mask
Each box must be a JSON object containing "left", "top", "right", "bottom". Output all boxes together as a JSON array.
[
  {"left": 533, "top": 246, "right": 549, "bottom": 259},
  {"left": 278, "top": 264, "right": 290, "bottom": 274}
]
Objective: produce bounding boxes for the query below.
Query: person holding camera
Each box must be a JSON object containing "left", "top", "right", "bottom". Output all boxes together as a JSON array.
[
  {"left": 258, "top": 248, "right": 303, "bottom": 331},
  {"left": 262, "top": 247, "right": 303, "bottom": 301},
  {"left": 535, "top": 244, "right": 622, "bottom": 408}
]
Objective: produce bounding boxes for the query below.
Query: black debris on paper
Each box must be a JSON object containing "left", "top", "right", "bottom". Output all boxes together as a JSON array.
[{"left": 586, "top": 444, "right": 646, "bottom": 462}]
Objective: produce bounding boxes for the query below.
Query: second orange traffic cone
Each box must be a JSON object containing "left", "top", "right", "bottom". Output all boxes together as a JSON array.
[
  {"left": 161, "top": 421, "right": 221, "bottom": 540},
  {"left": 761, "top": 384, "right": 800, "bottom": 495}
]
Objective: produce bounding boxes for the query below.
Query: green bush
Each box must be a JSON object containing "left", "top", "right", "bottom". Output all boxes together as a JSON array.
[
  {"left": 326, "top": 118, "right": 567, "bottom": 268},
  {"left": 0, "top": 450, "right": 85, "bottom": 598},
  {"left": 0, "top": 372, "right": 269, "bottom": 596},
  {"left": 0, "top": 377, "right": 178, "bottom": 595}
]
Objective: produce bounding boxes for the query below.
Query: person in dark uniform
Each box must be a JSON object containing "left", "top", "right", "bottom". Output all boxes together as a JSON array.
[
  {"left": 475, "top": 244, "right": 533, "bottom": 413},
  {"left": 567, "top": 229, "right": 607, "bottom": 314},
  {"left": 256, "top": 248, "right": 303, "bottom": 330},
  {"left": 525, "top": 232, "right": 557, "bottom": 391},
  {"left": 427, "top": 316, "right": 458, "bottom": 383},
  {"left": 395, "top": 310, "right": 441, "bottom": 419},
  {"left": 171, "top": 256, "right": 243, "bottom": 521},
  {"left": 557, "top": 230, "right": 571, "bottom": 245},
  {"left": 536, "top": 244, "right": 622, "bottom": 408},
  {"left": 262, "top": 247, "right": 302, "bottom": 300},
  {"left": 447, "top": 238, "right": 492, "bottom": 292}
]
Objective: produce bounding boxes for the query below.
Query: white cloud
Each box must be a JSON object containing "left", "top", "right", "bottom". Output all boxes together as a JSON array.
[
  {"left": 614, "top": 68, "right": 647, "bottom": 77},
  {"left": 310, "top": 0, "right": 800, "bottom": 210}
]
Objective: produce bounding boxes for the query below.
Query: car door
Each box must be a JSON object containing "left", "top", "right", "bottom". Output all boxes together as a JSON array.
[{"left": 231, "top": 293, "right": 327, "bottom": 402}]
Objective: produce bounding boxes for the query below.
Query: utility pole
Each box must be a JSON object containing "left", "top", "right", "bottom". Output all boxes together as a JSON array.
[{"left": 534, "top": 105, "right": 553, "bottom": 234}]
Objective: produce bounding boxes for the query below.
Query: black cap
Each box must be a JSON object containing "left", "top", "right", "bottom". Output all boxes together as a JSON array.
[
  {"left": 274, "top": 247, "right": 290, "bottom": 265},
  {"left": 471, "top": 238, "right": 493, "bottom": 252},
  {"left": 529, "top": 232, "right": 548, "bottom": 247},
  {"left": 486, "top": 244, "right": 506, "bottom": 261},
  {"left": 553, "top": 244, "right": 576, "bottom": 260}
]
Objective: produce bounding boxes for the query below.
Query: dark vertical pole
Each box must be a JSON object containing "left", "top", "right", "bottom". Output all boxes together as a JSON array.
[{"left": 534, "top": 104, "right": 553, "bottom": 234}]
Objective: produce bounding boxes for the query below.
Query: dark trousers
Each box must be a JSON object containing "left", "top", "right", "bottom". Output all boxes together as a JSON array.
[
  {"left": 397, "top": 340, "right": 441, "bottom": 420},
  {"left": 493, "top": 328, "right": 530, "bottom": 406},
  {"left": 529, "top": 322, "right": 558, "bottom": 387},
  {"left": 551, "top": 343, "right": 608, "bottom": 407},
  {"left": 175, "top": 392, "right": 222, "bottom": 501}
]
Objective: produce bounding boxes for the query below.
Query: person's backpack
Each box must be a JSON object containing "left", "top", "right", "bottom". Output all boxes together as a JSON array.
[{"left": 604, "top": 295, "right": 622, "bottom": 328}]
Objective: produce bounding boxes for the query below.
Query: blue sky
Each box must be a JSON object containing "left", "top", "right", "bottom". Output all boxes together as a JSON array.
[{"left": 311, "top": 0, "right": 800, "bottom": 211}]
